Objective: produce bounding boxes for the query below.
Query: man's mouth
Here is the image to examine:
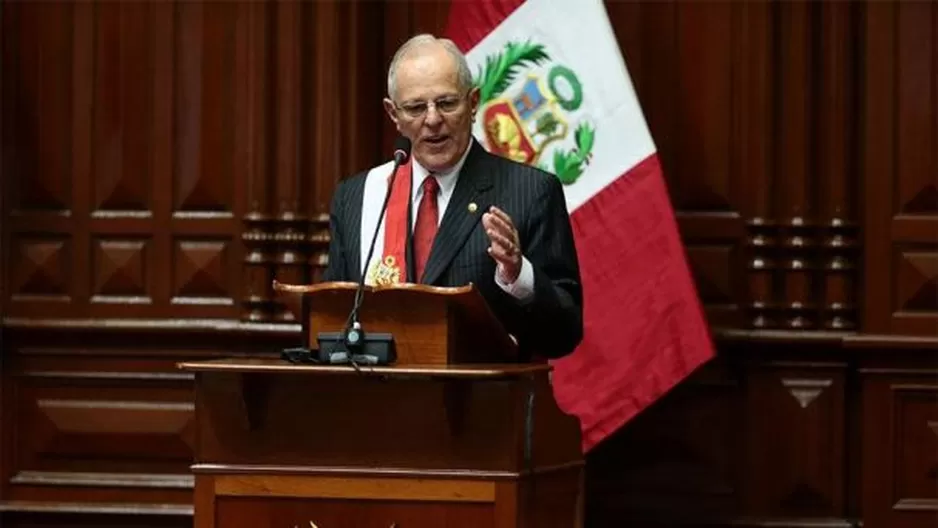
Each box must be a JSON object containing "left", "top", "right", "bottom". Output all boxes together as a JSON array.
[{"left": 423, "top": 135, "right": 449, "bottom": 146}]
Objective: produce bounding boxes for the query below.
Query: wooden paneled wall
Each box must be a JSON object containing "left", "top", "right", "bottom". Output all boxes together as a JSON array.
[{"left": 1, "top": 1, "right": 935, "bottom": 527}]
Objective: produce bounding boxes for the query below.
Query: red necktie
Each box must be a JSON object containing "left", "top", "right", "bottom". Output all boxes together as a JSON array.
[{"left": 413, "top": 175, "right": 439, "bottom": 282}]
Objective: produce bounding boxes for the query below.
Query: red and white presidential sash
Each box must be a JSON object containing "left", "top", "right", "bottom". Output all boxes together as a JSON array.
[{"left": 363, "top": 160, "right": 413, "bottom": 286}]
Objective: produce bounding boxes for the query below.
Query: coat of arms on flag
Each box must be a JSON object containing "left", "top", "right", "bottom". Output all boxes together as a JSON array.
[{"left": 474, "top": 41, "right": 595, "bottom": 185}]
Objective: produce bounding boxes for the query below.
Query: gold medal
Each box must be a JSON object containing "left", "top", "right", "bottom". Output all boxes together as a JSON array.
[{"left": 368, "top": 255, "right": 402, "bottom": 286}]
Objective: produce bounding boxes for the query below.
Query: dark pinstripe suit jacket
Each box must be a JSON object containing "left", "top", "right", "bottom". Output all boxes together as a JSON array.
[{"left": 323, "top": 140, "right": 583, "bottom": 360}]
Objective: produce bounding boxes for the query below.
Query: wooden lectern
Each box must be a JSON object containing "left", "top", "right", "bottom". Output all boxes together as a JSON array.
[{"left": 179, "top": 281, "right": 583, "bottom": 528}]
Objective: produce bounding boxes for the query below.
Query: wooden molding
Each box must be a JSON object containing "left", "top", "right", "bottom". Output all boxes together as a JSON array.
[
  {"left": 10, "top": 471, "right": 193, "bottom": 489},
  {"left": 2, "top": 317, "right": 300, "bottom": 336},
  {"left": 214, "top": 474, "right": 496, "bottom": 503},
  {"left": 0, "top": 500, "right": 192, "bottom": 516}
]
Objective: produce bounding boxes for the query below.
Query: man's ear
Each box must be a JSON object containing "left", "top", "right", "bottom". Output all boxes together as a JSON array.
[
  {"left": 383, "top": 98, "right": 401, "bottom": 131},
  {"left": 468, "top": 86, "right": 481, "bottom": 116}
]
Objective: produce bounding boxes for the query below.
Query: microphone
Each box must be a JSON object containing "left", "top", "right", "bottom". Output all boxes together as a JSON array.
[
  {"left": 392, "top": 139, "right": 410, "bottom": 165},
  {"left": 328, "top": 136, "right": 411, "bottom": 366}
]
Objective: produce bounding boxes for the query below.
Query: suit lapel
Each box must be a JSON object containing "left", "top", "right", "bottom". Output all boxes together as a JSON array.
[
  {"left": 346, "top": 177, "right": 365, "bottom": 281},
  {"left": 421, "top": 142, "right": 494, "bottom": 285}
]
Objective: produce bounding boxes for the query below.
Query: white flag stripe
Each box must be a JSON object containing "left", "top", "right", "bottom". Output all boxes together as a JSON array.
[{"left": 466, "top": 0, "right": 656, "bottom": 212}]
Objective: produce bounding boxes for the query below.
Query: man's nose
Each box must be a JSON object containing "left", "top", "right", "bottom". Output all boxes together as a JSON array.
[{"left": 424, "top": 105, "right": 443, "bottom": 126}]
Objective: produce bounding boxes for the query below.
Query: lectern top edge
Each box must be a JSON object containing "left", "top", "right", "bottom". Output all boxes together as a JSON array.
[
  {"left": 272, "top": 279, "right": 474, "bottom": 296},
  {"left": 177, "top": 358, "right": 549, "bottom": 379}
]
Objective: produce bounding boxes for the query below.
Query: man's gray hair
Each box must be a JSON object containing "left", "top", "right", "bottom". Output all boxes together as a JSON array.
[{"left": 387, "top": 33, "right": 474, "bottom": 101}]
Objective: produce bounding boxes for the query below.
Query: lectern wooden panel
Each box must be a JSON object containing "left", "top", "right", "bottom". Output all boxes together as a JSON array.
[
  {"left": 272, "top": 281, "right": 520, "bottom": 365},
  {"left": 181, "top": 360, "right": 583, "bottom": 528}
]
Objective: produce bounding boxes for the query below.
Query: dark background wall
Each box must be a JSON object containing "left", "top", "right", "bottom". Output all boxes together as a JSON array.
[{"left": 0, "top": 1, "right": 935, "bottom": 527}]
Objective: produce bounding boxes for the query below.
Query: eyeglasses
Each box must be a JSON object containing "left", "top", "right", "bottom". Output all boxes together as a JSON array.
[{"left": 394, "top": 93, "right": 467, "bottom": 120}]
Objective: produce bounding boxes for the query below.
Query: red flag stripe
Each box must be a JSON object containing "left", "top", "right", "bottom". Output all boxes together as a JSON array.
[
  {"left": 551, "top": 155, "right": 714, "bottom": 451},
  {"left": 444, "top": 0, "right": 525, "bottom": 51}
]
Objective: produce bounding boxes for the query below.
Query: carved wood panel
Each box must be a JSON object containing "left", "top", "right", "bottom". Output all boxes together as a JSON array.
[
  {"left": 0, "top": 322, "right": 297, "bottom": 518},
  {"left": 0, "top": 0, "right": 450, "bottom": 324},
  {"left": 15, "top": 377, "right": 194, "bottom": 474},
  {"left": 743, "top": 363, "right": 845, "bottom": 516},
  {"left": 863, "top": 0, "right": 938, "bottom": 337},
  {"left": 9, "top": 354, "right": 195, "bottom": 502},
  {"left": 2, "top": 1, "right": 245, "bottom": 320},
  {"left": 610, "top": 1, "right": 861, "bottom": 333},
  {"left": 861, "top": 367, "right": 938, "bottom": 528},
  {"left": 215, "top": 496, "right": 493, "bottom": 528},
  {"left": 0, "top": 511, "right": 190, "bottom": 528}
]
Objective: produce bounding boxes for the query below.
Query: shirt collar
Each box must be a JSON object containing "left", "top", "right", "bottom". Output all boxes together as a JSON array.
[{"left": 411, "top": 137, "right": 474, "bottom": 199}]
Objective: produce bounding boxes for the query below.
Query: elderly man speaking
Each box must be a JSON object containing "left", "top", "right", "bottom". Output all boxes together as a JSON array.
[{"left": 322, "top": 34, "right": 583, "bottom": 361}]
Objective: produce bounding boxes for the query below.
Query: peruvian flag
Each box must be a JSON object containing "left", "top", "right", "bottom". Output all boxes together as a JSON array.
[{"left": 446, "top": 0, "right": 715, "bottom": 452}]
